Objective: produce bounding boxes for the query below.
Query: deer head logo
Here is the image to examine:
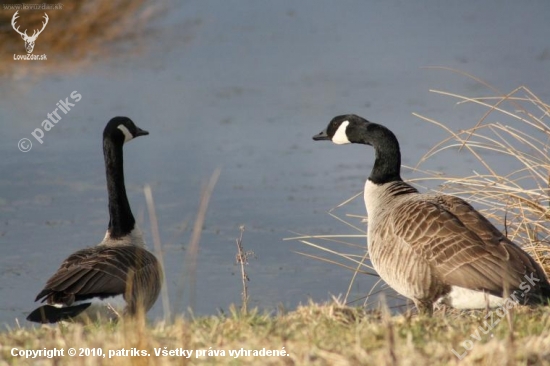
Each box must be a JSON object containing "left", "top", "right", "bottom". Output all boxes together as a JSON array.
[{"left": 11, "top": 11, "right": 49, "bottom": 54}]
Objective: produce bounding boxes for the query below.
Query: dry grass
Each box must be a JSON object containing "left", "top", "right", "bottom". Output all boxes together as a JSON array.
[
  {"left": 234, "top": 225, "right": 255, "bottom": 314},
  {"left": 1, "top": 302, "right": 549, "bottom": 365},
  {"left": 412, "top": 71, "right": 550, "bottom": 275}
]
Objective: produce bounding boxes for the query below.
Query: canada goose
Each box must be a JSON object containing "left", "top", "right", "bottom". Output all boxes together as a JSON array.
[
  {"left": 27, "top": 117, "right": 162, "bottom": 323},
  {"left": 313, "top": 114, "right": 550, "bottom": 315}
]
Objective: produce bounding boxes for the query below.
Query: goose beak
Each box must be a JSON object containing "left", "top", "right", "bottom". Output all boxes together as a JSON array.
[
  {"left": 135, "top": 127, "right": 149, "bottom": 137},
  {"left": 312, "top": 130, "right": 330, "bottom": 141}
]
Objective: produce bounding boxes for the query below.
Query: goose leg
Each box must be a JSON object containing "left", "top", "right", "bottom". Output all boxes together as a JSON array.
[{"left": 413, "top": 299, "right": 433, "bottom": 316}]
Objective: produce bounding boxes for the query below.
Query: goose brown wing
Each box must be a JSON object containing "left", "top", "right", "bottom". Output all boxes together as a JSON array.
[
  {"left": 435, "top": 195, "right": 550, "bottom": 298},
  {"left": 35, "top": 245, "right": 160, "bottom": 306},
  {"left": 391, "top": 197, "right": 548, "bottom": 298}
]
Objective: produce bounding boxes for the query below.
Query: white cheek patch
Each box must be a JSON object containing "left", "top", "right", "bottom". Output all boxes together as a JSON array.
[
  {"left": 117, "top": 125, "right": 133, "bottom": 143},
  {"left": 332, "top": 121, "right": 351, "bottom": 144}
]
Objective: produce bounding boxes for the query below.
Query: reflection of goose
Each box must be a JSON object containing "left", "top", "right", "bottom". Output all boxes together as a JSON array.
[
  {"left": 27, "top": 117, "right": 162, "bottom": 323},
  {"left": 313, "top": 114, "right": 550, "bottom": 315}
]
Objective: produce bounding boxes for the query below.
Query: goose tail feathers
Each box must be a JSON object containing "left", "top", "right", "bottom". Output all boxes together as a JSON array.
[{"left": 26, "top": 303, "right": 91, "bottom": 324}]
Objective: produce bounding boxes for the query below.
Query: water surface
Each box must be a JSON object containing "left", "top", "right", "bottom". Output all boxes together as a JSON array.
[{"left": 1, "top": 0, "right": 549, "bottom": 326}]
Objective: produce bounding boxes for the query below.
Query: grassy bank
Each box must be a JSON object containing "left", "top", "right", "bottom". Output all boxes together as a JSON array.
[{"left": 1, "top": 303, "right": 549, "bottom": 365}]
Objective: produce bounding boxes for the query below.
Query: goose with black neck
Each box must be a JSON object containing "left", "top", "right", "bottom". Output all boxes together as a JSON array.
[
  {"left": 313, "top": 114, "right": 550, "bottom": 315},
  {"left": 27, "top": 117, "right": 163, "bottom": 323}
]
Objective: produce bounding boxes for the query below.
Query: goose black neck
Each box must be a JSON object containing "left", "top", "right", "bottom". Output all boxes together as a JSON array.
[
  {"left": 367, "top": 126, "right": 403, "bottom": 184},
  {"left": 103, "top": 138, "right": 135, "bottom": 238}
]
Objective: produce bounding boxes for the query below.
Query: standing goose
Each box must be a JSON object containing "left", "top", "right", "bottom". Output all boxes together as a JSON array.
[
  {"left": 27, "top": 117, "right": 162, "bottom": 323},
  {"left": 313, "top": 114, "right": 550, "bottom": 315}
]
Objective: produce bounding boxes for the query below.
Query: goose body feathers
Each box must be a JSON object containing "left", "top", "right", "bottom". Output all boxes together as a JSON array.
[
  {"left": 30, "top": 245, "right": 161, "bottom": 318},
  {"left": 314, "top": 114, "right": 550, "bottom": 314}
]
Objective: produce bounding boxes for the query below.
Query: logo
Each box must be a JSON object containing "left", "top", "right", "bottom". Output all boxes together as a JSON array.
[{"left": 11, "top": 11, "right": 48, "bottom": 59}]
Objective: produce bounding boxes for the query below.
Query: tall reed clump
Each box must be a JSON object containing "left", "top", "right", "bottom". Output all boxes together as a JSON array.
[{"left": 413, "top": 75, "right": 550, "bottom": 275}]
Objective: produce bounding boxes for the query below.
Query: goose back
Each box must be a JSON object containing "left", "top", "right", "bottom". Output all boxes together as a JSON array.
[{"left": 34, "top": 245, "right": 162, "bottom": 315}]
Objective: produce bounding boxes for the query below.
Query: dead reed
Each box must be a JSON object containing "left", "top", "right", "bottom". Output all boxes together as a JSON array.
[{"left": 234, "top": 225, "right": 254, "bottom": 314}]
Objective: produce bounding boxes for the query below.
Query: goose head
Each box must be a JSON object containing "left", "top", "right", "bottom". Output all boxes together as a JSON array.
[
  {"left": 313, "top": 114, "right": 384, "bottom": 145},
  {"left": 313, "top": 114, "right": 403, "bottom": 183},
  {"left": 104, "top": 117, "right": 149, "bottom": 145}
]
